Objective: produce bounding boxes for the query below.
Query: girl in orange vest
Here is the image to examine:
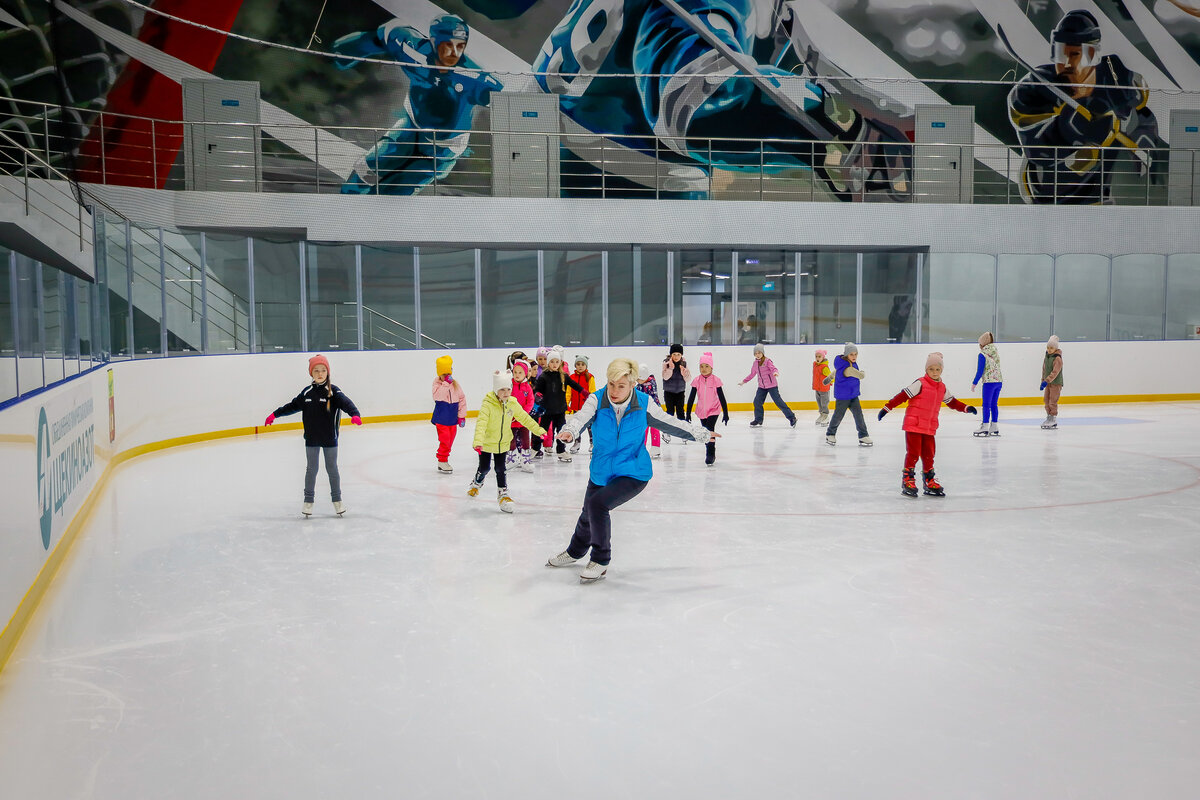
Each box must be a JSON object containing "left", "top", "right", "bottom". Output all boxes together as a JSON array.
[
  {"left": 811, "top": 349, "right": 833, "bottom": 426},
  {"left": 877, "top": 352, "right": 977, "bottom": 497}
]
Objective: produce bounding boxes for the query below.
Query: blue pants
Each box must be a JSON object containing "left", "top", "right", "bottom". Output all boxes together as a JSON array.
[
  {"left": 753, "top": 386, "right": 796, "bottom": 424},
  {"left": 981, "top": 382, "right": 1002, "bottom": 424},
  {"left": 567, "top": 477, "right": 649, "bottom": 566}
]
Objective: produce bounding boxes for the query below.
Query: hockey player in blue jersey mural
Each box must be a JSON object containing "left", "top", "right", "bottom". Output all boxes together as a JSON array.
[
  {"left": 532, "top": 0, "right": 912, "bottom": 200},
  {"left": 333, "top": 14, "right": 503, "bottom": 195},
  {"left": 1006, "top": 10, "right": 1164, "bottom": 205}
]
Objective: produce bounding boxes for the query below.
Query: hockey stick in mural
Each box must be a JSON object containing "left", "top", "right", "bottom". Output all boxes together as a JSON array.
[{"left": 996, "top": 23, "right": 1149, "bottom": 167}]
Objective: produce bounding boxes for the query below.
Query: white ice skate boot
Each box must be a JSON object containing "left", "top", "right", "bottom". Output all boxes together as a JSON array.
[
  {"left": 1041, "top": 415, "right": 1058, "bottom": 430},
  {"left": 858, "top": 436, "right": 873, "bottom": 447},
  {"left": 580, "top": 561, "right": 608, "bottom": 583},
  {"left": 333, "top": 501, "right": 345, "bottom": 516},
  {"left": 989, "top": 422, "right": 1000, "bottom": 436},
  {"left": 569, "top": 439, "right": 581, "bottom": 455},
  {"left": 815, "top": 414, "right": 829, "bottom": 426},
  {"left": 558, "top": 452, "right": 573, "bottom": 463},
  {"left": 498, "top": 489, "right": 514, "bottom": 513},
  {"left": 546, "top": 550, "right": 579, "bottom": 568},
  {"left": 467, "top": 478, "right": 484, "bottom": 497},
  {"left": 301, "top": 502, "right": 313, "bottom": 517},
  {"left": 825, "top": 435, "right": 837, "bottom": 446},
  {"left": 661, "top": 433, "right": 672, "bottom": 444},
  {"left": 973, "top": 422, "right": 990, "bottom": 437},
  {"left": 650, "top": 445, "right": 661, "bottom": 459},
  {"left": 437, "top": 461, "right": 453, "bottom": 474},
  {"left": 588, "top": 441, "right": 593, "bottom": 454},
  {"left": 519, "top": 449, "right": 535, "bottom": 472}
]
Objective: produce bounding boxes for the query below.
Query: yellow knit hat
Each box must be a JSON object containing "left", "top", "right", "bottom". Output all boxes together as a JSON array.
[{"left": 435, "top": 355, "right": 453, "bottom": 376}]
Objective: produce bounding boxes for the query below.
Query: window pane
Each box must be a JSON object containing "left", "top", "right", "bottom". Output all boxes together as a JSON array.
[
  {"left": 254, "top": 237, "right": 302, "bottom": 353},
  {"left": 480, "top": 249, "right": 537, "bottom": 348},
  {"left": 42, "top": 265, "right": 65, "bottom": 383},
  {"left": 1167, "top": 254, "right": 1200, "bottom": 340},
  {"left": 75, "top": 276, "right": 94, "bottom": 365},
  {"left": 420, "top": 247, "right": 476, "bottom": 349},
  {"left": 306, "top": 243, "right": 357, "bottom": 352},
  {"left": 544, "top": 249, "right": 603, "bottom": 347},
  {"left": 14, "top": 254, "right": 43, "bottom": 393},
  {"left": 129, "top": 224, "right": 162, "bottom": 357},
  {"left": 361, "top": 245, "right": 416, "bottom": 350},
  {"left": 861, "top": 251, "right": 918, "bottom": 344},
  {"left": 679, "top": 249, "right": 733, "bottom": 346},
  {"left": 997, "top": 254, "right": 1052, "bottom": 344},
  {"left": 924, "top": 253, "right": 993, "bottom": 344},
  {"left": 608, "top": 247, "right": 669, "bottom": 347},
  {"left": 103, "top": 215, "right": 131, "bottom": 358},
  {"left": 736, "top": 250, "right": 792, "bottom": 345},
  {"left": 1111, "top": 254, "right": 1165, "bottom": 341},
  {"left": 807, "top": 251, "right": 857, "bottom": 347},
  {"left": 162, "top": 229, "right": 204, "bottom": 355},
  {"left": 0, "top": 248, "right": 15, "bottom": 401},
  {"left": 204, "top": 233, "right": 250, "bottom": 354},
  {"left": 1053, "top": 254, "right": 1109, "bottom": 342}
]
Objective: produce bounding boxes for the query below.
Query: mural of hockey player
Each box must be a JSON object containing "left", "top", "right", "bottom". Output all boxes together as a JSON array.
[
  {"left": 333, "top": 14, "right": 503, "bottom": 195},
  {"left": 533, "top": 0, "right": 912, "bottom": 201},
  {"left": 1006, "top": 10, "right": 1164, "bottom": 205}
]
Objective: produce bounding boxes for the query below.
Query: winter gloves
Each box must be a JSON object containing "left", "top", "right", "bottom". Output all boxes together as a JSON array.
[
  {"left": 264, "top": 413, "right": 275, "bottom": 426},
  {"left": 352, "top": 416, "right": 363, "bottom": 425},
  {"left": 1040, "top": 381, "right": 1048, "bottom": 391},
  {"left": 877, "top": 408, "right": 888, "bottom": 421},
  {"left": 845, "top": 367, "right": 866, "bottom": 379},
  {"left": 458, "top": 418, "right": 466, "bottom": 428}
]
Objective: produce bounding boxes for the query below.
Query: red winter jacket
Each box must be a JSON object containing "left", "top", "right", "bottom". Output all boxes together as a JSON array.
[{"left": 883, "top": 375, "right": 968, "bottom": 435}]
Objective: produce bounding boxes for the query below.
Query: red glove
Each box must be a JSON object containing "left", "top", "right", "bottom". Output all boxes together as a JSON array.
[
  {"left": 351, "top": 415, "right": 362, "bottom": 426},
  {"left": 474, "top": 446, "right": 482, "bottom": 454},
  {"left": 264, "top": 413, "right": 275, "bottom": 426},
  {"left": 458, "top": 418, "right": 466, "bottom": 428}
]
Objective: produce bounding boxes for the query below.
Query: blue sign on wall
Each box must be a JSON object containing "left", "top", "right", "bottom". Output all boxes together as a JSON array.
[
  {"left": 221, "top": 99, "right": 240, "bottom": 107},
  {"left": 931, "top": 121, "right": 946, "bottom": 128},
  {"left": 762, "top": 281, "right": 775, "bottom": 291},
  {"left": 1187, "top": 126, "right": 1199, "bottom": 133},
  {"left": 522, "top": 111, "right": 539, "bottom": 118}
]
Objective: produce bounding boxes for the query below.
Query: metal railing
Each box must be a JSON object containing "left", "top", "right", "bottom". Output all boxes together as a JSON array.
[{"left": 2, "top": 95, "right": 1196, "bottom": 206}]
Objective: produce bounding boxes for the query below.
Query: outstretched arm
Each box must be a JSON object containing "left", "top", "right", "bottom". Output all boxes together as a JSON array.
[
  {"left": 685, "top": 387, "right": 697, "bottom": 420},
  {"left": 717, "top": 386, "right": 729, "bottom": 423},
  {"left": 646, "top": 397, "right": 713, "bottom": 443},
  {"left": 972, "top": 353, "right": 985, "bottom": 387}
]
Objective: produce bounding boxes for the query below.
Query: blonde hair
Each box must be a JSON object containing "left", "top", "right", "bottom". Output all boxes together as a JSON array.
[{"left": 606, "top": 358, "right": 638, "bottom": 384}]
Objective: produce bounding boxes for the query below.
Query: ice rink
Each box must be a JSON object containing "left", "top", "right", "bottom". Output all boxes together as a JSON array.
[{"left": 2, "top": 403, "right": 1199, "bottom": 799}]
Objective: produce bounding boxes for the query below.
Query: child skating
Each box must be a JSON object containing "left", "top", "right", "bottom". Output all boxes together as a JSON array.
[
  {"left": 826, "top": 343, "right": 872, "bottom": 446},
  {"left": 568, "top": 355, "right": 597, "bottom": 455},
  {"left": 431, "top": 354, "right": 467, "bottom": 473},
  {"left": 506, "top": 358, "right": 537, "bottom": 472},
  {"left": 547, "top": 358, "right": 716, "bottom": 583},
  {"left": 739, "top": 343, "right": 797, "bottom": 428},
  {"left": 637, "top": 363, "right": 663, "bottom": 459},
  {"left": 469, "top": 370, "right": 547, "bottom": 512},
  {"left": 971, "top": 332, "right": 1003, "bottom": 436},
  {"left": 1040, "top": 335, "right": 1064, "bottom": 429},
  {"left": 877, "top": 352, "right": 977, "bottom": 497},
  {"left": 533, "top": 347, "right": 585, "bottom": 462},
  {"left": 687, "top": 352, "right": 729, "bottom": 466},
  {"left": 263, "top": 354, "right": 362, "bottom": 516},
  {"left": 812, "top": 349, "right": 833, "bottom": 426},
  {"left": 661, "top": 344, "right": 691, "bottom": 441}
]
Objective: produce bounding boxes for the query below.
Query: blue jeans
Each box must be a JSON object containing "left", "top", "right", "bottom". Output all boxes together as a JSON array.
[
  {"left": 981, "top": 382, "right": 1002, "bottom": 423},
  {"left": 826, "top": 396, "right": 869, "bottom": 439},
  {"left": 753, "top": 386, "right": 795, "bottom": 424}
]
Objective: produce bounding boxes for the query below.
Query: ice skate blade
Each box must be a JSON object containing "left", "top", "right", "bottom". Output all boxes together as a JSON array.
[
  {"left": 901, "top": 488, "right": 918, "bottom": 498},
  {"left": 923, "top": 489, "right": 945, "bottom": 497},
  {"left": 580, "top": 572, "right": 607, "bottom": 584},
  {"left": 973, "top": 431, "right": 990, "bottom": 437}
]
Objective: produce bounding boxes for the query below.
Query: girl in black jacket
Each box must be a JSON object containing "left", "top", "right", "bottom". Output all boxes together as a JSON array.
[
  {"left": 532, "top": 348, "right": 584, "bottom": 462},
  {"left": 264, "top": 354, "right": 362, "bottom": 516}
]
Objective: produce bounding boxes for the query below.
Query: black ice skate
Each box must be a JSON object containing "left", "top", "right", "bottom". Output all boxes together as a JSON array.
[
  {"left": 922, "top": 470, "right": 945, "bottom": 497},
  {"left": 901, "top": 468, "right": 918, "bottom": 498}
]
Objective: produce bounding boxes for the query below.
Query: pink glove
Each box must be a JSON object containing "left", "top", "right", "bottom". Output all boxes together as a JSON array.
[
  {"left": 351, "top": 415, "right": 362, "bottom": 426},
  {"left": 264, "top": 413, "right": 275, "bottom": 426},
  {"left": 444, "top": 375, "right": 454, "bottom": 383},
  {"left": 474, "top": 446, "right": 482, "bottom": 454},
  {"left": 458, "top": 418, "right": 466, "bottom": 428}
]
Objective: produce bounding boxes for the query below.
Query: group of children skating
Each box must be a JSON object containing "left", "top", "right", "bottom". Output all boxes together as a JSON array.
[{"left": 262, "top": 334, "right": 1067, "bottom": 518}]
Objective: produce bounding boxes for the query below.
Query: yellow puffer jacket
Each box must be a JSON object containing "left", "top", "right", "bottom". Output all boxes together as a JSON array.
[{"left": 473, "top": 391, "right": 546, "bottom": 453}]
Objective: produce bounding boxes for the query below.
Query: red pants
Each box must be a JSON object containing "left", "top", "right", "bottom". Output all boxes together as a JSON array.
[
  {"left": 904, "top": 431, "right": 936, "bottom": 472},
  {"left": 435, "top": 424, "right": 457, "bottom": 462}
]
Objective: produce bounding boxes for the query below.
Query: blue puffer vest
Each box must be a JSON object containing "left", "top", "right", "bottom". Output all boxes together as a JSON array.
[{"left": 589, "top": 388, "right": 652, "bottom": 486}]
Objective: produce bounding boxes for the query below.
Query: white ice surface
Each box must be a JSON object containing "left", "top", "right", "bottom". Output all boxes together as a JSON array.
[{"left": 2, "top": 404, "right": 1199, "bottom": 799}]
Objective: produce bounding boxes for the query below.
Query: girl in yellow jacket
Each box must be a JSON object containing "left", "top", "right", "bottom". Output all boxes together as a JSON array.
[{"left": 469, "top": 369, "right": 547, "bottom": 512}]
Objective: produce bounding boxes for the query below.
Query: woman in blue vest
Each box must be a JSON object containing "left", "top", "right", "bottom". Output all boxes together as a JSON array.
[{"left": 547, "top": 358, "right": 716, "bottom": 583}]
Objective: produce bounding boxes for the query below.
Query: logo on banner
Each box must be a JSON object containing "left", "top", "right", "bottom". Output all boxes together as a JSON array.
[
  {"left": 35, "top": 396, "right": 96, "bottom": 550},
  {"left": 37, "top": 407, "right": 52, "bottom": 549}
]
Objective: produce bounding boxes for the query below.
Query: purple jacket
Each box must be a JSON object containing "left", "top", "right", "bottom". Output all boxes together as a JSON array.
[{"left": 743, "top": 357, "right": 779, "bottom": 390}]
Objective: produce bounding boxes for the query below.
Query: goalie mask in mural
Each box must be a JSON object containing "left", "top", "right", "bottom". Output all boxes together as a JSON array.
[
  {"left": 1007, "top": 10, "right": 1165, "bottom": 205},
  {"left": 334, "top": 14, "right": 503, "bottom": 196},
  {"left": 532, "top": 0, "right": 912, "bottom": 201}
]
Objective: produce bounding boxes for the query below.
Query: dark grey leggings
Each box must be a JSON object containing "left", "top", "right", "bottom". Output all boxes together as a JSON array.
[{"left": 304, "top": 445, "right": 341, "bottom": 502}]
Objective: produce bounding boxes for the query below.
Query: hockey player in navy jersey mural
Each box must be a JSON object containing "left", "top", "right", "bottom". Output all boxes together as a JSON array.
[
  {"left": 1006, "top": 10, "right": 1165, "bottom": 205},
  {"left": 532, "top": 0, "right": 913, "bottom": 200},
  {"left": 333, "top": 14, "right": 503, "bottom": 195}
]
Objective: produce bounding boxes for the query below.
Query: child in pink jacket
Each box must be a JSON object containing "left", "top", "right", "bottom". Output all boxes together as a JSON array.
[
  {"left": 432, "top": 354, "right": 468, "bottom": 474},
  {"left": 738, "top": 343, "right": 796, "bottom": 428},
  {"left": 506, "top": 358, "right": 537, "bottom": 472},
  {"left": 687, "top": 352, "right": 729, "bottom": 466}
]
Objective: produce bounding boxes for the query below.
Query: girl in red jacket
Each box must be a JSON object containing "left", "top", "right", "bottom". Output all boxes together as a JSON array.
[{"left": 877, "top": 352, "right": 977, "bottom": 497}]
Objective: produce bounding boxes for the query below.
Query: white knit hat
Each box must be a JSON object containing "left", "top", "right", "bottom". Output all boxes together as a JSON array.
[
  {"left": 492, "top": 369, "right": 512, "bottom": 393},
  {"left": 638, "top": 363, "right": 650, "bottom": 382},
  {"left": 925, "top": 352, "right": 944, "bottom": 369},
  {"left": 1047, "top": 335, "right": 1060, "bottom": 350},
  {"left": 548, "top": 346, "right": 564, "bottom": 364}
]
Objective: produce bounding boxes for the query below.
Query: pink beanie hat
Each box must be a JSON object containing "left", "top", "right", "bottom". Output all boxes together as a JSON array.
[
  {"left": 700, "top": 351, "right": 714, "bottom": 368},
  {"left": 308, "top": 354, "right": 330, "bottom": 377},
  {"left": 815, "top": 349, "right": 827, "bottom": 360},
  {"left": 925, "top": 352, "right": 944, "bottom": 369}
]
